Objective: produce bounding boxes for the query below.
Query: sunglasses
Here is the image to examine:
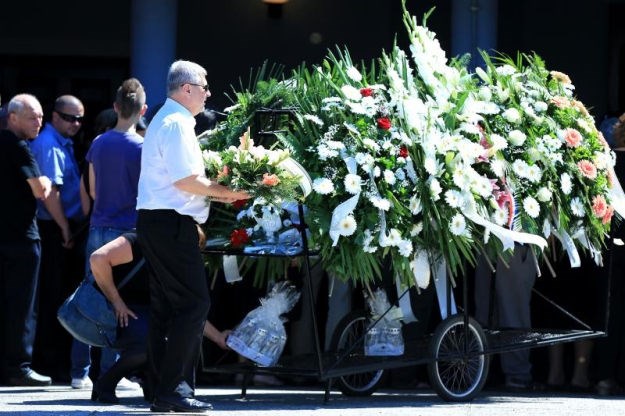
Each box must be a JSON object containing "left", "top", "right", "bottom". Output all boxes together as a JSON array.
[
  {"left": 55, "top": 110, "right": 84, "bottom": 123},
  {"left": 185, "top": 83, "right": 210, "bottom": 92}
]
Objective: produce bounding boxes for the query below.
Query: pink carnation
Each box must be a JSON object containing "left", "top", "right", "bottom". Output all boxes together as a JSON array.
[
  {"left": 262, "top": 173, "right": 281, "bottom": 187},
  {"left": 592, "top": 195, "right": 608, "bottom": 218},
  {"left": 602, "top": 205, "right": 614, "bottom": 225},
  {"left": 564, "top": 128, "right": 583, "bottom": 148},
  {"left": 577, "top": 160, "right": 597, "bottom": 180}
]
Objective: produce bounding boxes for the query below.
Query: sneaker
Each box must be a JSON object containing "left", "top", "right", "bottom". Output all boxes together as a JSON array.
[
  {"left": 116, "top": 377, "right": 141, "bottom": 391},
  {"left": 71, "top": 376, "right": 93, "bottom": 389}
]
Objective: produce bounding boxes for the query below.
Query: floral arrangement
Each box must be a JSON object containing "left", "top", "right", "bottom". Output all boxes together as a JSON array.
[
  {"left": 202, "top": 129, "right": 307, "bottom": 205},
  {"left": 474, "top": 51, "right": 615, "bottom": 264},
  {"left": 199, "top": 1, "right": 622, "bottom": 289}
]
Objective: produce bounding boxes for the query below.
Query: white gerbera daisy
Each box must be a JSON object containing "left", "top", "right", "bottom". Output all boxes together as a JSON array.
[
  {"left": 410, "top": 222, "right": 423, "bottom": 237},
  {"left": 344, "top": 174, "right": 362, "bottom": 194},
  {"left": 526, "top": 165, "right": 542, "bottom": 183},
  {"left": 523, "top": 196, "right": 540, "bottom": 218},
  {"left": 492, "top": 208, "right": 509, "bottom": 226},
  {"left": 312, "top": 177, "right": 334, "bottom": 195},
  {"left": 570, "top": 197, "right": 585, "bottom": 217},
  {"left": 449, "top": 213, "right": 467, "bottom": 236},
  {"left": 383, "top": 169, "right": 396, "bottom": 185},
  {"left": 341, "top": 85, "right": 361, "bottom": 101},
  {"left": 561, "top": 173, "right": 573, "bottom": 195},
  {"left": 338, "top": 215, "right": 357, "bottom": 236},
  {"left": 444, "top": 190, "right": 463, "bottom": 208},
  {"left": 370, "top": 195, "right": 391, "bottom": 211},
  {"left": 398, "top": 239, "right": 413, "bottom": 257}
]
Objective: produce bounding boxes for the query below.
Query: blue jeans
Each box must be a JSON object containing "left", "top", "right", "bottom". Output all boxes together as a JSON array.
[{"left": 70, "top": 226, "right": 133, "bottom": 380}]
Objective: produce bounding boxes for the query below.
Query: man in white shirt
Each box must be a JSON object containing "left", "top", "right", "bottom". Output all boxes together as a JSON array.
[{"left": 136, "top": 60, "right": 247, "bottom": 413}]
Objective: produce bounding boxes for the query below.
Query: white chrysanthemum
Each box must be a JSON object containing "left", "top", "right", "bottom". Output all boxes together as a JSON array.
[
  {"left": 512, "top": 159, "right": 529, "bottom": 178},
  {"left": 594, "top": 151, "right": 610, "bottom": 170},
  {"left": 362, "top": 138, "right": 380, "bottom": 152},
  {"left": 312, "top": 178, "right": 334, "bottom": 195},
  {"left": 502, "top": 108, "right": 522, "bottom": 124},
  {"left": 449, "top": 213, "right": 467, "bottom": 236},
  {"left": 526, "top": 165, "right": 542, "bottom": 183},
  {"left": 570, "top": 197, "right": 585, "bottom": 217},
  {"left": 496, "top": 64, "right": 516, "bottom": 76},
  {"left": 410, "top": 222, "right": 423, "bottom": 237},
  {"left": 338, "top": 215, "right": 357, "bottom": 236},
  {"left": 445, "top": 190, "right": 463, "bottom": 208},
  {"left": 347, "top": 101, "right": 367, "bottom": 115},
  {"left": 317, "top": 144, "right": 338, "bottom": 161},
  {"left": 478, "top": 85, "right": 492, "bottom": 101},
  {"left": 398, "top": 239, "right": 413, "bottom": 257},
  {"left": 536, "top": 187, "right": 552, "bottom": 202},
  {"left": 424, "top": 156, "right": 439, "bottom": 175},
  {"left": 341, "top": 85, "right": 362, "bottom": 101},
  {"left": 492, "top": 208, "right": 509, "bottom": 226},
  {"left": 561, "top": 173, "right": 573, "bottom": 195},
  {"left": 490, "top": 134, "right": 508, "bottom": 151},
  {"left": 373, "top": 166, "right": 381, "bottom": 177},
  {"left": 383, "top": 169, "right": 396, "bottom": 185},
  {"left": 452, "top": 169, "right": 469, "bottom": 188},
  {"left": 429, "top": 178, "right": 442, "bottom": 201},
  {"left": 473, "top": 176, "right": 493, "bottom": 198},
  {"left": 523, "top": 196, "right": 540, "bottom": 218},
  {"left": 370, "top": 195, "right": 391, "bottom": 211},
  {"left": 490, "top": 158, "right": 506, "bottom": 178},
  {"left": 534, "top": 101, "right": 548, "bottom": 113},
  {"left": 346, "top": 66, "right": 362, "bottom": 82},
  {"left": 344, "top": 174, "right": 362, "bottom": 194},
  {"left": 508, "top": 129, "right": 527, "bottom": 146},
  {"left": 355, "top": 152, "right": 375, "bottom": 170},
  {"left": 303, "top": 114, "right": 324, "bottom": 126},
  {"left": 386, "top": 228, "right": 402, "bottom": 246},
  {"left": 362, "top": 229, "right": 377, "bottom": 253}
]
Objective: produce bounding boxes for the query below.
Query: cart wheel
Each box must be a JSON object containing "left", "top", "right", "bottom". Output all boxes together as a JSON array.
[
  {"left": 329, "top": 310, "right": 386, "bottom": 396},
  {"left": 427, "top": 315, "right": 489, "bottom": 402}
]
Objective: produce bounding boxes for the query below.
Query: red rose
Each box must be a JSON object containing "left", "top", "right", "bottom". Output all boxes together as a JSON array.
[
  {"left": 231, "top": 199, "right": 247, "bottom": 210},
  {"left": 360, "top": 87, "right": 373, "bottom": 97},
  {"left": 399, "top": 146, "right": 409, "bottom": 158},
  {"left": 230, "top": 228, "right": 250, "bottom": 248},
  {"left": 377, "top": 117, "right": 391, "bottom": 130}
]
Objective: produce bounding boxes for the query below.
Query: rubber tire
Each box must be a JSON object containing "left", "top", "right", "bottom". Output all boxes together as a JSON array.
[
  {"left": 427, "top": 315, "right": 489, "bottom": 402},
  {"left": 329, "top": 310, "right": 386, "bottom": 396}
]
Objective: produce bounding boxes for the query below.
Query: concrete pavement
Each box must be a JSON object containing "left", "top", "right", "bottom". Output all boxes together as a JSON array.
[{"left": 1, "top": 384, "right": 625, "bottom": 415}]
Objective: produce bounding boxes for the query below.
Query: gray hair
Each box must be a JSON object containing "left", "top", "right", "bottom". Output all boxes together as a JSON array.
[
  {"left": 166, "top": 60, "right": 207, "bottom": 96},
  {"left": 8, "top": 93, "right": 40, "bottom": 115}
]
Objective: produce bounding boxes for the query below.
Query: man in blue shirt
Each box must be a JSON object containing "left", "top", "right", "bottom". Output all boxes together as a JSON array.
[{"left": 29, "top": 95, "right": 87, "bottom": 383}]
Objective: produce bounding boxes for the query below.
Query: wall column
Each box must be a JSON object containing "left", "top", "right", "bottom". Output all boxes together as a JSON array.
[
  {"left": 130, "top": 0, "right": 177, "bottom": 108},
  {"left": 451, "top": 0, "right": 498, "bottom": 70}
]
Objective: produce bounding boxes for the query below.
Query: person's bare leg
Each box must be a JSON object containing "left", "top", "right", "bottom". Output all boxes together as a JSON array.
[
  {"left": 571, "top": 340, "right": 593, "bottom": 389},
  {"left": 547, "top": 344, "right": 565, "bottom": 387}
]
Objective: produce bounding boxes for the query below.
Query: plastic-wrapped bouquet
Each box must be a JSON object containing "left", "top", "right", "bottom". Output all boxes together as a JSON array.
[
  {"left": 365, "top": 288, "right": 404, "bottom": 356},
  {"left": 226, "top": 281, "right": 301, "bottom": 366}
]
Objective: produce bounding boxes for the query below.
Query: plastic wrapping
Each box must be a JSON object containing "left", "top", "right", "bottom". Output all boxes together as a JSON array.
[
  {"left": 364, "top": 288, "right": 405, "bottom": 356},
  {"left": 226, "top": 281, "right": 301, "bottom": 366}
]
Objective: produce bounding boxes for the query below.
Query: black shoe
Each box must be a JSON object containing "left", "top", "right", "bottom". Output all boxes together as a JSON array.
[
  {"left": 91, "top": 383, "right": 119, "bottom": 404},
  {"left": 7, "top": 369, "right": 52, "bottom": 387},
  {"left": 504, "top": 377, "right": 545, "bottom": 392},
  {"left": 150, "top": 396, "right": 213, "bottom": 413}
]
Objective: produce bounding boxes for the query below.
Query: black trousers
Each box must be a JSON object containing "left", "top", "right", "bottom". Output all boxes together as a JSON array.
[
  {"left": 137, "top": 210, "right": 210, "bottom": 399},
  {"left": 0, "top": 239, "right": 41, "bottom": 379}
]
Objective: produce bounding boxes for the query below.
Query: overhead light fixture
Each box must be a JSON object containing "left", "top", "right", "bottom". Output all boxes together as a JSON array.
[{"left": 262, "top": 0, "right": 288, "bottom": 18}]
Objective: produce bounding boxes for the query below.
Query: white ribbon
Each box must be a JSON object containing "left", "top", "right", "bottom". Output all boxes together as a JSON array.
[
  {"left": 571, "top": 229, "right": 603, "bottom": 266},
  {"left": 278, "top": 157, "right": 313, "bottom": 198},
  {"left": 433, "top": 259, "right": 457, "bottom": 320},
  {"left": 329, "top": 156, "right": 360, "bottom": 246},
  {"left": 607, "top": 164, "right": 625, "bottom": 219},
  {"left": 222, "top": 255, "right": 242, "bottom": 282},
  {"left": 551, "top": 227, "right": 581, "bottom": 268},
  {"left": 464, "top": 208, "right": 548, "bottom": 251}
]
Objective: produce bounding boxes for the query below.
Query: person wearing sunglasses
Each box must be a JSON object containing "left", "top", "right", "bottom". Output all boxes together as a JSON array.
[
  {"left": 28, "top": 95, "right": 88, "bottom": 384},
  {"left": 136, "top": 60, "right": 248, "bottom": 413}
]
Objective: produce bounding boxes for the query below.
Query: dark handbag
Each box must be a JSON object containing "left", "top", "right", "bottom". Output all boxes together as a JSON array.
[{"left": 57, "top": 258, "right": 145, "bottom": 348}]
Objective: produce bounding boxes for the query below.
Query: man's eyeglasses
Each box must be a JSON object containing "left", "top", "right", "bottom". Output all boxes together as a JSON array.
[
  {"left": 55, "top": 110, "right": 84, "bottom": 123},
  {"left": 185, "top": 83, "right": 210, "bottom": 92}
]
